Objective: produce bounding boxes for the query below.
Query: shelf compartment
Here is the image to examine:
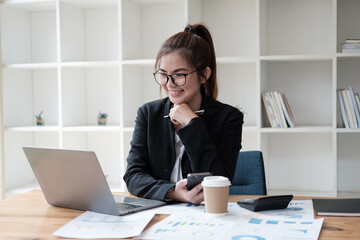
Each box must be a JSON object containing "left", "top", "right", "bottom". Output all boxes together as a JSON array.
[
  {"left": 59, "top": 1, "right": 119, "bottom": 62},
  {"left": 61, "top": 67, "right": 120, "bottom": 127},
  {"left": 260, "top": 60, "right": 333, "bottom": 127},
  {"left": 62, "top": 131, "right": 122, "bottom": 186},
  {"left": 260, "top": 0, "right": 333, "bottom": 56},
  {"left": 217, "top": 62, "right": 257, "bottom": 127},
  {"left": 188, "top": 0, "right": 257, "bottom": 58},
  {"left": 0, "top": 1, "right": 57, "bottom": 64},
  {"left": 337, "top": 0, "right": 360, "bottom": 53},
  {"left": 2, "top": 68, "right": 59, "bottom": 127},
  {"left": 122, "top": 65, "right": 160, "bottom": 128},
  {"left": 121, "top": 0, "right": 185, "bottom": 60},
  {"left": 337, "top": 133, "right": 360, "bottom": 195},
  {"left": 336, "top": 59, "right": 360, "bottom": 128},
  {"left": 263, "top": 132, "right": 335, "bottom": 197},
  {"left": 4, "top": 131, "right": 59, "bottom": 192}
]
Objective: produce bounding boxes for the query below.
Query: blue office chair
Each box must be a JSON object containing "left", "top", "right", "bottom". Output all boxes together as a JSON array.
[{"left": 230, "top": 150, "right": 267, "bottom": 195}]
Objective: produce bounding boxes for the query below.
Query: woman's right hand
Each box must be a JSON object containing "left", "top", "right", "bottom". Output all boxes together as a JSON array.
[
  {"left": 165, "top": 179, "right": 204, "bottom": 204},
  {"left": 169, "top": 104, "right": 199, "bottom": 130}
]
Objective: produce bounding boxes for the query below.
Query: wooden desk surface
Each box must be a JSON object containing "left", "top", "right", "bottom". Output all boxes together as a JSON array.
[{"left": 0, "top": 190, "right": 359, "bottom": 239}]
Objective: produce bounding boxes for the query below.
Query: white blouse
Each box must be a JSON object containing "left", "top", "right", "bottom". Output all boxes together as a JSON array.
[{"left": 170, "top": 133, "right": 185, "bottom": 183}]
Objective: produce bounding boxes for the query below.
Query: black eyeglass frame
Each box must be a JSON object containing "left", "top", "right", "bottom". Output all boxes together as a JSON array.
[{"left": 153, "top": 70, "right": 197, "bottom": 86}]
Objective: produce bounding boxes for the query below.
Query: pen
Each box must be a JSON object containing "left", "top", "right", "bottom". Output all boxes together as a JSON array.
[{"left": 163, "top": 110, "right": 205, "bottom": 118}]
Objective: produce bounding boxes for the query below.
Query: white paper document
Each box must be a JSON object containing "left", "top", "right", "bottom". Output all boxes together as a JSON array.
[
  {"left": 140, "top": 213, "right": 323, "bottom": 240},
  {"left": 53, "top": 210, "right": 155, "bottom": 239},
  {"left": 139, "top": 212, "right": 238, "bottom": 240},
  {"left": 157, "top": 200, "right": 314, "bottom": 220},
  {"left": 140, "top": 200, "right": 322, "bottom": 240},
  {"left": 223, "top": 216, "right": 323, "bottom": 240}
]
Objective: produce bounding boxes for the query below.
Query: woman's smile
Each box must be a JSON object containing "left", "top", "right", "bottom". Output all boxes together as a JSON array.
[{"left": 169, "top": 89, "right": 184, "bottom": 96}]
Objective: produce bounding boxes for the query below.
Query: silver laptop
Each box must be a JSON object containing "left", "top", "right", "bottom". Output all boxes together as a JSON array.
[{"left": 23, "top": 147, "right": 165, "bottom": 216}]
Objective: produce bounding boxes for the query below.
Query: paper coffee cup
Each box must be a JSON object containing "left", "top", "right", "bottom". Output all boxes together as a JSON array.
[{"left": 202, "top": 176, "right": 231, "bottom": 216}]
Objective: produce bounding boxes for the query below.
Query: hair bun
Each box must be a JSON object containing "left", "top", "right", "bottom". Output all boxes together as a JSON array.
[
  {"left": 186, "top": 26, "right": 198, "bottom": 35},
  {"left": 186, "top": 26, "right": 207, "bottom": 42}
]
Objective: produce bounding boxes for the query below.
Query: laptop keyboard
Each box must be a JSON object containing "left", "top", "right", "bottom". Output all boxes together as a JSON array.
[{"left": 116, "top": 202, "right": 141, "bottom": 211}]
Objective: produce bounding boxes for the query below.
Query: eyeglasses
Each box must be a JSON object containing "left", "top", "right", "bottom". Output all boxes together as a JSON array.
[{"left": 153, "top": 70, "right": 197, "bottom": 86}]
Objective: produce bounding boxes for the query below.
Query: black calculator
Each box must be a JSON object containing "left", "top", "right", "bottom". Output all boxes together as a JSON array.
[{"left": 237, "top": 195, "right": 293, "bottom": 212}]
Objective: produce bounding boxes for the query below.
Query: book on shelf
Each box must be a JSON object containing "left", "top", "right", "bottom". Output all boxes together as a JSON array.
[
  {"left": 282, "top": 93, "right": 295, "bottom": 127},
  {"left": 337, "top": 88, "right": 349, "bottom": 128},
  {"left": 355, "top": 93, "right": 360, "bottom": 116},
  {"left": 274, "top": 91, "right": 288, "bottom": 128},
  {"left": 345, "top": 38, "right": 360, "bottom": 44},
  {"left": 342, "top": 48, "right": 360, "bottom": 53},
  {"left": 278, "top": 92, "right": 295, "bottom": 128},
  {"left": 348, "top": 87, "right": 360, "bottom": 128},
  {"left": 341, "top": 89, "right": 356, "bottom": 128},
  {"left": 261, "top": 92, "right": 276, "bottom": 128},
  {"left": 312, "top": 198, "right": 360, "bottom": 217},
  {"left": 341, "top": 43, "right": 360, "bottom": 49},
  {"left": 269, "top": 92, "right": 283, "bottom": 128},
  {"left": 338, "top": 87, "right": 360, "bottom": 128},
  {"left": 345, "top": 88, "right": 358, "bottom": 128},
  {"left": 261, "top": 91, "right": 295, "bottom": 128}
]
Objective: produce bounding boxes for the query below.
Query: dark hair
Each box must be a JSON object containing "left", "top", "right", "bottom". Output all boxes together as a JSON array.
[{"left": 155, "top": 23, "right": 218, "bottom": 99}]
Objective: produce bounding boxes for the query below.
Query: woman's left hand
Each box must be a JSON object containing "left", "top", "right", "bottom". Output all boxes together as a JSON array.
[{"left": 165, "top": 179, "right": 204, "bottom": 204}]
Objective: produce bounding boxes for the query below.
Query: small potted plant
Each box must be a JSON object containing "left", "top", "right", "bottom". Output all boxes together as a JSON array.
[
  {"left": 98, "top": 112, "right": 108, "bottom": 126},
  {"left": 35, "top": 111, "right": 44, "bottom": 126}
]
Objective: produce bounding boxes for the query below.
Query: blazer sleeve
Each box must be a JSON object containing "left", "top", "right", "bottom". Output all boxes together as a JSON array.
[
  {"left": 177, "top": 108, "right": 243, "bottom": 181},
  {"left": 123, "top": 107, "right": 175, "bottom": 201}
]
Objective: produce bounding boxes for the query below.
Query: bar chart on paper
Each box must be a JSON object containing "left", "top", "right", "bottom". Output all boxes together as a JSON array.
[
  {"left": 225, "top": 216, "right": 323, "bottom": 240},
  {"left": 139, "top": 214, "right": 236, "bottom": 240}
]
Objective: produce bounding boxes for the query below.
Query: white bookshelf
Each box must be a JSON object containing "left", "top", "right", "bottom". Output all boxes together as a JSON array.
[{"left": 1, "top": 0, "right": 360, "bottom": 199}]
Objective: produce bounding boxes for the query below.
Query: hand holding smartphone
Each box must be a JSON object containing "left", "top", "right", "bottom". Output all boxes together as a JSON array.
[{"left": 186, "top": 172, "right": 212, "bottom": 191}]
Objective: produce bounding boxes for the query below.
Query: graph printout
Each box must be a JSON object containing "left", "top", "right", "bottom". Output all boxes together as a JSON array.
[
  {"left": 223, "top": 216, "right": 324, "bottom": 240},
  {"left": 139, "top": 213, "right": 237, "bottom": 240},
  {"left": 53, "top": 210, "right": 155, "bottom": 239},
  {"left": 141, "top": 201, "right": 322, "bottom": 240},
  {"left": 140, "top": 213, "right": 323, "bottom": 240}
]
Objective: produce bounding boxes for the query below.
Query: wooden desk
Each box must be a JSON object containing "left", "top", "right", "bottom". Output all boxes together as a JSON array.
[{"left": 0, "top": 190, "right": 359, "bottom": 239}]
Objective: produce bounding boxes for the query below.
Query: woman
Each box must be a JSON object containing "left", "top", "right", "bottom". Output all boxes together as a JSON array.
[{"left": 123, "top": 23, "right": 243, "bottom": 204}]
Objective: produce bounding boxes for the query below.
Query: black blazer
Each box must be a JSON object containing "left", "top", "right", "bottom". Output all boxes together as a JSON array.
[{"left": 123, "top": 96, "right": 243, "bottom": 200}]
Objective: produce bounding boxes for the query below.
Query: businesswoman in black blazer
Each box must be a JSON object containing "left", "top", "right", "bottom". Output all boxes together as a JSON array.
[{"left": 124, "top": 23, "right": 243, "bottom": 204}]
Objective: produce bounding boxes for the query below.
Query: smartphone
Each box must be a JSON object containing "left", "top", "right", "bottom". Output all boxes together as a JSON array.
[{"left": 187, "top": 172, "right": 212, "bottom": 191}]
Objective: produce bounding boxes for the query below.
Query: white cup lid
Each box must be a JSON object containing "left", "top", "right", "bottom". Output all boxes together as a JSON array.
[{"left": 201, "top": 176, "right": 231, "bottom": 187}]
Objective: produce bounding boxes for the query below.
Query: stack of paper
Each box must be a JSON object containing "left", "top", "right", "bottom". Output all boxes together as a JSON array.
[{"left": 341, "top": 39, "right": 360, "bottom": 53}]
